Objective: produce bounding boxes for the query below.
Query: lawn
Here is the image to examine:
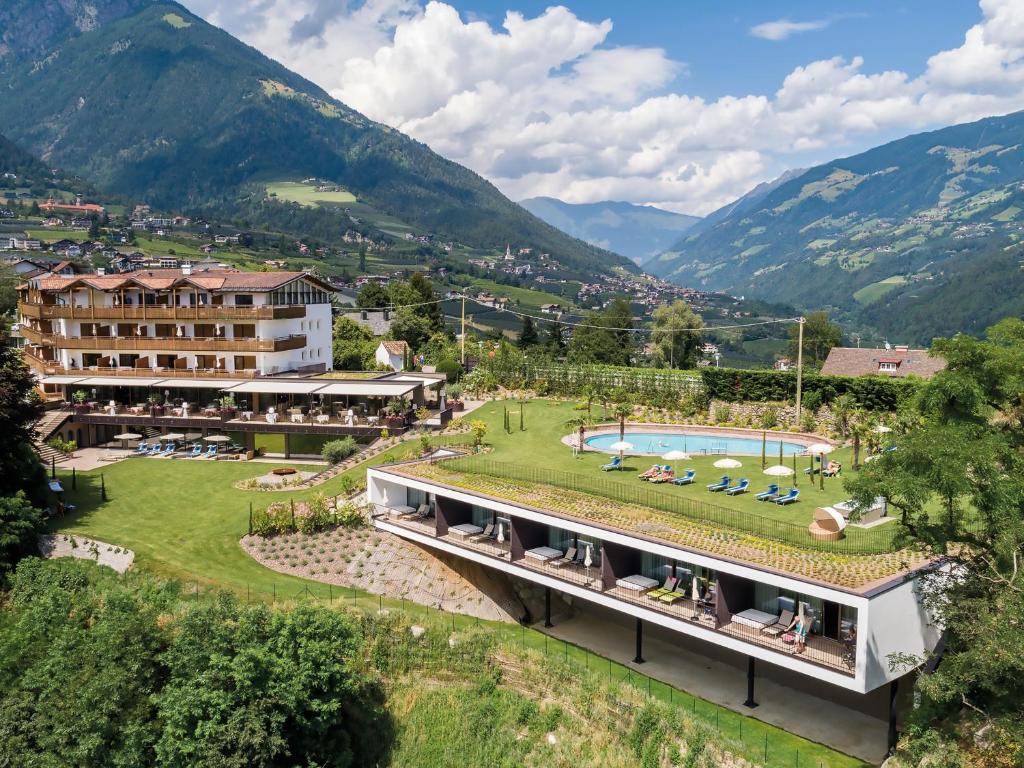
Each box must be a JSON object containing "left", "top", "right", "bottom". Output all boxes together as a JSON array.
[
  {"left": 133, "top": 235, "right": 207, "bottom": 257},
  {"left": 853, "top": 276, "right": 907, "bottom": 305},
  {"left": 266, "top": 181, "right": 357, "bottom": 207},
  {"left": 24, "top": 228, "right": 91, "bottom": 243},
  {"left": 466, "top": 278, "right": 576, "bottom": 312}
]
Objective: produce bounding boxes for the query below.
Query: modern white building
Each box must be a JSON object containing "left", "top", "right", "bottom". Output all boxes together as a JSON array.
[{"left": 367, "top": 453, "right": 943, "bottom": 754}]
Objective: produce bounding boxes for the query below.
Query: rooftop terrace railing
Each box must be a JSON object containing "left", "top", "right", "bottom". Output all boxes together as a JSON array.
[{"left": 438, "top": 456, "right": 903, "bottom": 555}]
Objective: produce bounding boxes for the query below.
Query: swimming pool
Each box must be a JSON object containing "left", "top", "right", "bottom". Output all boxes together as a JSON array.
[{"left": 585, "top": 431, "right": 809, "bottom": 456}]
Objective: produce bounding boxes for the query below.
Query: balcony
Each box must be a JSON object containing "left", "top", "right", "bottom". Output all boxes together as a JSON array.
[
  {"left": 18, "top": 302, "right": 305, "bottom": 321},
  {"left": 20, "top": 326, "right": 306, "bottom": 353},
  {"left": 375, "top": 506, "right": 856, "bottom": 675}
]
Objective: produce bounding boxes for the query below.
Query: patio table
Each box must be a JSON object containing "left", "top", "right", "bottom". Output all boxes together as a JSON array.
[
  {"left": 525, "top": 546, "right": 563, "bottom": 562},
  {"left": 615, "top": 575, "right": 660, "bottom": 591},
  {"left": 316, "top": 414, "right": 330, "bottom": 424},
  {"left": 241, "top": 411, "right": 253, "bottom": 421},
  {"left": 448, "top": 523, "right": 484, "bottom": 537}
]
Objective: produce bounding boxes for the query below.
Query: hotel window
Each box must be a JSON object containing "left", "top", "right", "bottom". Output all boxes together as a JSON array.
[
  {"left": 879, "top": 362, "right": 897, "bottom": 372},
  {"left": 234, "top": 294, "right": 253, "bottom": 306}
]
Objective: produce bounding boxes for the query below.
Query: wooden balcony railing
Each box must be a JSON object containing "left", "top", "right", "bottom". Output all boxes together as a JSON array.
[
  {"left": 22, "top": 350, "right": 261, "bottom": 380},
  {"left": 20, "top": 327, "right": 306, "bottom": 353},
  {"left": 18, "top": 302, "right": 306, "bottom": 321}
]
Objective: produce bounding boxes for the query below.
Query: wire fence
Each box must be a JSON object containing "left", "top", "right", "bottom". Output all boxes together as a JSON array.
[
  {"left": 177, "top": 578, "right": 860, "bottom": 768},
  {"left": 440, "top": 456, "right": 901, "bottom": 555}
]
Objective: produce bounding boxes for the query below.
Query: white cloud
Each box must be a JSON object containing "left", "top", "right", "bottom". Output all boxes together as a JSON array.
[
  {"left": 750, "top": 18, "right": 830, "bottom": 41},
  {"left": 182, "top": 0, "right": 1024, "bottom": 217}
]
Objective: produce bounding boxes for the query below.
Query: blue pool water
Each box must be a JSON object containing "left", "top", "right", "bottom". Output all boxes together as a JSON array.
[{"left": 585, "top": 431, "right": 808, "bottom": 456}]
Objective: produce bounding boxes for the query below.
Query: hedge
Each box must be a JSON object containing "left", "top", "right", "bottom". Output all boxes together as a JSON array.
[{"left": 699, "top": 367, "right": 919, "bottom": 410}]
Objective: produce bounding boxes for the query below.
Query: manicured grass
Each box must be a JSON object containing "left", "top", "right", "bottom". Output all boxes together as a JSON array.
[
  {"left": 266, "top": 181, "right": 357, "bottom": 207},
  {"left": 466, "top": 277, "right": 576, "bottom": 311},
  {"left": 132, "top": 235, "right": 206, "bottom": 257},
  {"left": 853, "top": 276, "right": 907, "bottom": 305},
  {"left": 464, "top": 399, "right": 861, "bottom": 535},
  {"left": 24, "top": 228, "right": 91, "bottom": 243}
]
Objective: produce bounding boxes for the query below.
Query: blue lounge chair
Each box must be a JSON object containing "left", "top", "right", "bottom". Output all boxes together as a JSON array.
[
  {"left": 204, "top": 445, "right": 218, "bottom": 458},
  {"left": 755, "top": 484, "right": 779, "bottom": 501},
  {"left": 186, "top": 443, "right": 202, "bottom": 458},
  {"left": 160, "top": 443, "right": 176, "bottom": 457},
  {"left": 147, "top": 442, "right": 163, "bottom": 456},
  {"left": 600, "top": 456, "right": 622, "bottom": 471},
  {"left": 672, "top": 469, "right": 696, "bottom": 485},
  {"left": 706, "top": 475, "right": 730, "bottom": 492},
  {"left": 134, "top": 441, "right": 149, "bottom": 454},
  {"left": 725, "top": 478, "right": 749, "bottom": 495},
  {"left": 775, "top": 488, "right": 800, "bottom": 505}
]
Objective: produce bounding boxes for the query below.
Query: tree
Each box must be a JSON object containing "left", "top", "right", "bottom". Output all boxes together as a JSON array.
[
  {"left": 612, "top": 402, "right": 633, "bottom": 441},
  {"left": 564, "top": 416, "right": 589, "bottom": 457},
  {"left": 788, "top": 311, "right": 841, "bottom": 370},
  {"left": 0, "top": 332, "right": 46, "bottom": 505},
  {"left": 388, "top": 308, "right": 433, "bottom": 353},
  {"left": 831, "top": 393, "right": 856, "bottom": 438},
  {"left": 357, "top": 246, "right": 367, "bottom": 272},
  {"left": 518, "top": 315, "right": 538, "bottom": 348},
  {"left": 407, "top": 272, "right": 443, "bottom": 332},
  {"left": 567, "top": 299, "right": 635, "bottom": 366},
  {"left": 545, "top": 320, "right": 565, "bottom": 355},
  {"left": 0, "top": 263, "right": 19, "bottom": 317},
  {"left": 650, "top": 300, "right": 704, "bottom": 369},
  {"left": 331, "top": 316, "right": 376, "bottom": 371},
  {"left": 845, "top": 319, "right": 1024, "bottom": 764},
  {"left": 470, "top": 419, "right": 488, "bottom": 447},
  {"left": 0, "top": 492, "right": 42, "bottom": 575},
  {"left": 356, "top": 282, "right": 389, "bottom": 309}
]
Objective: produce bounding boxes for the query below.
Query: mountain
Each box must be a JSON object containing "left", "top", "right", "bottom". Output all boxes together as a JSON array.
[
  {"left": 646, "top": 111, "right": 1024, "bottom": 343},
  {"left": 684, "top": 168, "right": 806, "bottom": 237},
  {"left": 0, "top": 0, "right": 633, "bottom": 276},
  {"left": 519, "top": 197, "right": 699, "bottom": 263},
  {"left": 0, "top": 133, "right": 53, "bottom": 181}
]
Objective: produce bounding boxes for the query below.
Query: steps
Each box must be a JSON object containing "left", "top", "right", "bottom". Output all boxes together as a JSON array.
[
  {"left": 31, "top": 409, "right": 73, "bottom": 466},
  {"left": 33, "top": 438, "right": 67, "bottom": 467}
]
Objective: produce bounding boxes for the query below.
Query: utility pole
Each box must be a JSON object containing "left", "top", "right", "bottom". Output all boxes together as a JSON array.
[
  {"left": 460, "top": 294, "right": 466, "bottom": 365},
  {"left": 795, "top": 316, "right": 805, "bottom": 423}
]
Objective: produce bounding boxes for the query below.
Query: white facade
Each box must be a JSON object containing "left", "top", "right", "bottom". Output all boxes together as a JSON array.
[{"left": 367, "top": 466, "right": 941, "bottom": 695}]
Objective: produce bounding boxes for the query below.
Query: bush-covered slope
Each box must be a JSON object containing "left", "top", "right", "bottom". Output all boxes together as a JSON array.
[{"left": 0, "top": 1, "right": 631, "bottom": 274}]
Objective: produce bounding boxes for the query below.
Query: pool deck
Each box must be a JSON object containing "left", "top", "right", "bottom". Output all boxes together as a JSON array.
[{"left": 564, "top": 423, "right": 836, "bottom": 455}]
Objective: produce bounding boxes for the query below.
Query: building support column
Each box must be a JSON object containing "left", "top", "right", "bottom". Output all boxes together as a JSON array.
[
  {"left": 284, "top": 432, "right": 291, "bottom": 459},
  {"left": 887, "top": 679, "right": 899, "bottom": 755},
  {"left": 634, "top": 618, "right": 645, "bottom": 664},
  {"left": 544, "top": 587, "right": 552, "bottom": 628},
  {"left": 744, "top": 656, "right": 758, "bottom": 708}
]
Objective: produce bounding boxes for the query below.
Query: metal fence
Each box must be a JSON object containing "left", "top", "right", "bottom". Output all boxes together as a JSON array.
[{"left": 439, "top": 456, "right": 901, "bottom": 555}]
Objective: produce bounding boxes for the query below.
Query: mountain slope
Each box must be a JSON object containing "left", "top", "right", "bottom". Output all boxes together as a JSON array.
[
  {"left": 0, "top": 0, "right": 632, "bottom": 275},
  {"left": 682, "top": 167, "right": 806, "bottom": 238},
  {"left": 647, "top": 111, "right": 1024, "bottom": 342},
  {"left": 0, "top": 133, "right": 53, "bottom": 181},
  {"left": 519, "top": 197, "right": 699, "bottom": 263}
]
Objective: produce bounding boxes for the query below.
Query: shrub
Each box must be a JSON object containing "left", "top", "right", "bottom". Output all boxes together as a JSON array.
[
  {"left": 435, "top": 357, "right": 463, "bottom": 382},
  {"left": 446, "top": 382, "right": 463, "bottom": 401},
  {"left": 322, "top": 438, "right": 358, "bottom": 465},
  {"left": 46, "top": 437, "right": 76, "bottom": 455},
  {"left": 336, "top": 503, "right": 364, "bottom": 528},
  {"left": 419, "top": 434, "right": 431, "bottom": 455},
  {"left": 759, "top": 406, "right": 779, "bottom": 429},
  {"left": 713, "top": 405, "right": 731, "bottom": 423}
]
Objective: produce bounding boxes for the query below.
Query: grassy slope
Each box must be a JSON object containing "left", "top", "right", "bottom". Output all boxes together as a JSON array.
[{"left": 266, "top": 181, "right": 357, "bottom": 206}]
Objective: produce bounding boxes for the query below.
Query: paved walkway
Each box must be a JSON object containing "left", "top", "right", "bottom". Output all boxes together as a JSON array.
[
  {"left": 57, "top": 447, "right": 134, "bottom": 471},
  {"left": 538, "top": 606, "right": 887, "bottom": 763}
]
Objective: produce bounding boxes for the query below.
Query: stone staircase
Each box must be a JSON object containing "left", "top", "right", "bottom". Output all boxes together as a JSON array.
[{"left": 31, "top": 409, "right": 73, "bottom": 466}]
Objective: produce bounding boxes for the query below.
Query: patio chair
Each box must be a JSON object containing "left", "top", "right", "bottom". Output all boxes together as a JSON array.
[
  {"left": 725, "top": 478, "right": 749, "bottom": 495},
  {"left": 672, "top": 469, "right": 696, "bottom": 485},
  {"left": 706, "top": 475, "right": 730, "bottom": 492},
  {"left": 659, "top": 582, "right": 688, "bottom": 605},
  {"left": 550, "top": 546, "right": 577, "bottom": 567},
  {"left": 415, "top": 504, "right": 434, "bottom": 520},
  {"left": 147, "top": 443, "right": 163, "bottom": 456},
  {"left": 649, "top": 467, "right": 675, "bottom": 484},
  {"left": 205, "top": 445, "right": 218, "bottom": 458},
  {"left": 646, "top": 575, "right": 678, "bottom": 600},
  {"left": 638, "top": 464, "right": 663, "bottom": 480},
  {"left": 755, "top": 483, "right": 780, "bottom": 501},
  {"left": 186, "top": 443, "right": 202, "bottom": 458},
  {"left": 761, "top": 609, "right": 795, "bottom": 637},
  {"left": 600, "top": 456, "right": 622, "bottom": 471},
  {"left": 160, "top": 443, "right": 176, "bottom": 457},
  {"left": 774, "top": 488, "right": 800, "bottom": 505},
  {"left": 134, "top": 441, "right": 149, "bottom": 454}
]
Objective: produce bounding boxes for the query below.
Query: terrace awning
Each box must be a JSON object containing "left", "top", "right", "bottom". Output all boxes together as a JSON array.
[
  {"left": 156, "top": 379, "right": 244, "bottom": 389},
  {"left": 313, "top": 381, "right": 419, "bottom": 397},
  {"left": 40, "top": 376, "right": 87, "bottom": 385},
  {"left": 223, "top": 380, "right": 326, "bottom": 395},
  {"left": 386, "top": 374, "right": 444, "bottom": 389},
  {"left": 76, "top": 376, "right": 165, "bottom": 387}
]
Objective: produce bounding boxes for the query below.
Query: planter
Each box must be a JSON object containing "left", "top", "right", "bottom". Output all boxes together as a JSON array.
[
  {"left": 73, "top": 404, "right": 91, "bottom": 415},
  {"left": 271, "top": 467, "right": 297, "bottom": 476},
  {"left": 150, "top": 405, "right": 165, "bottom": 417},
  {"left": 220, "top": 407, "right": 237, "bottom": 421},
  {"left": 452, "top": 400, "right": 465, "bottom": 412},
  {"left": 386, "top": 416, "right": 406, "bottom": 429}
]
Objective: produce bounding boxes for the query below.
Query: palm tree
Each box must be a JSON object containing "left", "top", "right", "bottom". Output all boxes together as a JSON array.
[
  {"left": 564, "top": 415, "right": 589, "bottom": 458},
  {"left": 611, "top": 402, "right": 633, "bottom": 441},
  {"left": 849, "top": 410, "right": 869, "bottom": 469},
  {"left": 831, "top": 393, "right": 856, "bottom": 438},
  {"left": 579, "top": 384, "right": 596, "bottom": 419}
]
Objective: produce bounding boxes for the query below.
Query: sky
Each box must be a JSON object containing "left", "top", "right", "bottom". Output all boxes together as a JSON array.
[{"left": 182, "top": 0, "right": 1024, "bottom": 216}]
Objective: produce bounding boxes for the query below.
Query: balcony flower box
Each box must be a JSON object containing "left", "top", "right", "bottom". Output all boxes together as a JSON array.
[
  {"left": 73, "top": 404, "right": 92, "bottom": 415},
  {"left": 219, "top": 407, "right": 237, "bottom": 421},
  {"left": 386, "top": 415, "right": 406, "bottom": 429},
  {"left": 149, "top": 405, "right": 166, "bottom": 417}
]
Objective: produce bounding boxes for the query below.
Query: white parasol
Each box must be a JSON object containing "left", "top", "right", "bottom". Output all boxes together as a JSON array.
[
  {"left": 713, "top": 457, "right": 742, "bottom": 469},
  {"left": 161, "top": 432, "right": 185, "bottom": 441},
  {"left": 662, "top": 449, "right": 691, "bottom": 461},
  {"left": 608, "top": 440, "right": 633, "bottom": 469},
  {"left": 203, "top": 434, "right": 230, "bottom": 442},
  {"left": 806, "top": 442, "right": 834, "bottom": 455},
  {"left": 873, "top": 425, "right": 893, "bottom": 434},
  {"left": 113, "top": 432, "right": 142, "bottom": 451},
  {"left": 763, "top": 464, "right": 794, "bottom": 476}
]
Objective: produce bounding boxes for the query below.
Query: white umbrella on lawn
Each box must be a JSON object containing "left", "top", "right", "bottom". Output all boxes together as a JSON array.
[
  {"left": 713, "top": 457, "right": 742, "bottom": 469},
  {"left": 161, "top": 432, "right": 185, "bottom": 442},
  {"left": 763, "top": 464, "right": 794, "bottom": 477},
  {"left": 806, "top": 442, "right": 834, "bottom": 490},
  {"left": 662, "top": 449, "right": 691, "bottom": 462},
  {"left": 608, "top": 440, "right": 633, "bottom": 469}
]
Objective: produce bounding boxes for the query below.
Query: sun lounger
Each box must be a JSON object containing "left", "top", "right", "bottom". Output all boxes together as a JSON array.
[
  {"left": 659, "top": 583, "right": 688, "bottom": 604},
  {"left": 725, "top": 478, "right": 749, "bottom": 495},
  {"left": 204, "top": 445, "right": 218, "bottom": 458},
  {"left": 672, "top": 469, "right": 696, "bottom": 485},
  {"left": 761, "top": 609, "right": 795, "bottom": 637},
  {"left": 134, "top": 441, "right": 149, "bottom": 454},
  {"left": 186, "top": 444, "right": 202, "bottom": 458},
  {"left": 470, "top": 522, "right": 494, "bottom": 539},
  {"left": 706, "top": 475, "right": 730, "bottom": 492},
  {"left": 600, "top": 456, "right": 622, "bottom": 471},
  {"left": 646, "top": 575, "right": 678, "bottom": 600},
  {"left": 414, "top": 504, "right": 433, "bottom": 519},
  {"left": 775, "top": 488, "right": 800, "bottom": 505},
  {"left": 146, "top": 443, "right": 163, "bottom": 456},
  {"left": 649, "top": 468, "right": 675, "bottom": 483},
  {"left": 639, "top": 464, "right": 663, "bottom": 480},
  {"left": 550, "top": 546, "right": 577, "bottom": 567},
  {"left": 160, "top": 443, "right": 176, "bottom": 457},
  {"left": 755, "top": 484, "right": 779, "bottom": 501}
]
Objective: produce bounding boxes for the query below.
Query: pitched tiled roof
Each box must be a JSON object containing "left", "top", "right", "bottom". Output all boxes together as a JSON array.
[
  {"left": 820, "top": 347, "right": 946, "bottom": 378},
  {"left": 380, "top": 340, "right": 410, "bottom": 355},
  {"left": 34, "top": 269, "right": 333, "bottom": 293}
]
